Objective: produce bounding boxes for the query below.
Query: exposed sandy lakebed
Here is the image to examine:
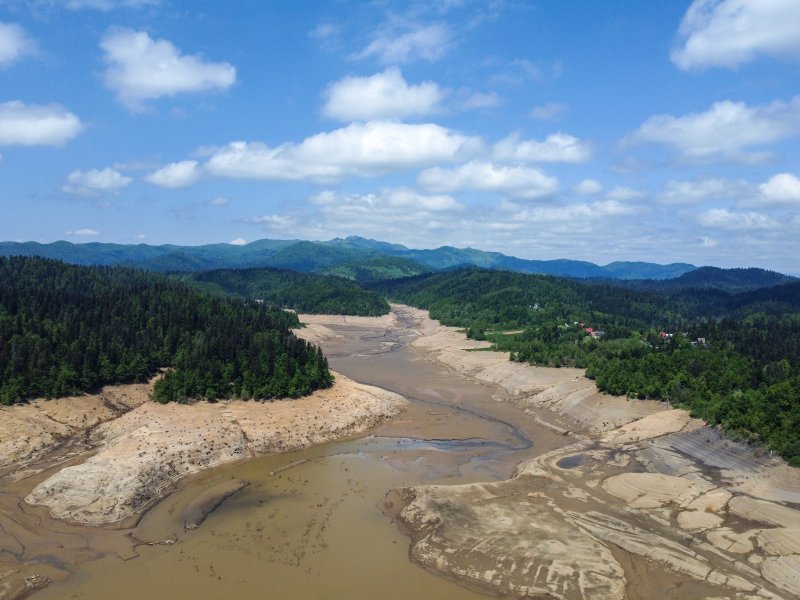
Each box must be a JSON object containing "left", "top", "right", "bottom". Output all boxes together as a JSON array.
[
  {"left": 3, "top": 304, "right": 800, "bottom": 599},
  {"left": 376, "top": 306, "right": 800, "bottom": 599},
  {"left": 0, "top": 371, "right": 405, "bottom": 598}
]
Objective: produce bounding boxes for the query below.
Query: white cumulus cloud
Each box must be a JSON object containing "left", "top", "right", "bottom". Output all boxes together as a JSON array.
[
  {"left": 419, "top": 161, "right": 558, "bottom": 199},
  {"left": 210, "top": 196, "right": 229, "bottom": 206},
  {"left": 494, "top": 132, "right": 591, "bottom": 163},
  {"left": 658, "top": 178, "right": 748, "bottom": 204},
  {"left": 606, "top": 186, "right": 645, "bottom": 202},
  {"left": 627, "top": 96, "right": 800, "bottom": 163},
  {"left": 0, "top": 21, "right": 33, "bottom": 66},
  {"left": 66, "top": 228, "right": 100, "bottom": 236},
  {"left": 697, "top": 208, "right": 777, "bottom": 230},
  {"left": 322, "top": 67, "right": 443, "bottom": 121},
  {"left": 204, "top": 121, "right": 482, "bottom": 182},
  {"left": 356, "top": 23, "right": 451, "bottom": 64},
  {"left": 672, "top": 0, "right": 800, "bottom": 70},
  {"left": 63, "top": 167, "right": 132, "bottom": 195},
  {"left": 229, "top": 237, "right": 247, "bottom": 246},
  {"left": 101, "top": 28, "right": 236, "bottom": 110},
  {"left": 0, "top": 101, "right": 83, "bottom": 146},
  {"left": 144, "top": 160, "right": 201, "bottom": 188},
  {"left": 757, "top": 173, "right": 800, "bottom": 206},
  {"left": 515, "top": 200, "right": 638, "bottom": 224},
  {"left": 246, "top": 214, "right": 297, "bottom": 229},
  {"left": 572, "top": 179, "right": 603, "bottom": 195},
  {"left": 310, "top": 187, "right": 463, "bottom": 226}
]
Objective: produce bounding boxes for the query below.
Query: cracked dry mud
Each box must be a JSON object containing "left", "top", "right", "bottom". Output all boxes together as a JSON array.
[{"left": 387, "top": 306, "right": 800, "bottom": 599}]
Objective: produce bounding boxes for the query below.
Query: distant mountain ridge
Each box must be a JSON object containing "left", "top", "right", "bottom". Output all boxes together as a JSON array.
[
  {"left": 608, "top": 266, "right": 797, "bottom": 294},
  {"left": 0, "top": 236, "right": 700, "bottom": 280}
]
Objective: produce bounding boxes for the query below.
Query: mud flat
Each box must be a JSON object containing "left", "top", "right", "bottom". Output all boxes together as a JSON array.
[
  {"left": 385, "top": 305, "right": 800, "bottom": 599},
  {"left": 24, "top": 372, "right": 405, "bottom": 525},
  {"left": 0, "top": 372, "right": 405, "bottom": 598},
  {"left": 0, "top": 382, "right": 152, "bottom": 477}
]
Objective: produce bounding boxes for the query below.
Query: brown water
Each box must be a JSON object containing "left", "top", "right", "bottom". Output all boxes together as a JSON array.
[{"left": 32, "top": 312, "right": 567, "bottom": 599}]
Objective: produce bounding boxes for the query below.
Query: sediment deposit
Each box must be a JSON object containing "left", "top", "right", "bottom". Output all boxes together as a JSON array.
[
  {"left": 386, "top": 305, "right": 800, "bottom": 599},
  {"left": 24, "top": 372, "right": 405, "bottom": 524},
  {"left": 0, "top": 382, "right": 152, "bottom": 475}
]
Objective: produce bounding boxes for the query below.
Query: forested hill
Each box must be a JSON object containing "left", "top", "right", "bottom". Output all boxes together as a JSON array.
[
  {"left": 181, "top": 267, "right": 390, "bottom": 316},
  {"left": 0, "top": 257, "right": 333, "bottom": 405},
  {"left": 378, "top": 269, "right": 800, "bottom": 465},
  {"left": 0, "top": 237, "right": 697, "bottom": 280},
  {"left": 599, "top": 266, "right": 796, "bottom": 294}
]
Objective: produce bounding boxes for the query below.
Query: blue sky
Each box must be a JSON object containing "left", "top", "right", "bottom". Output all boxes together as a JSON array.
[{"left": 1, "top": 1, "right": 799, "bottom": 272}]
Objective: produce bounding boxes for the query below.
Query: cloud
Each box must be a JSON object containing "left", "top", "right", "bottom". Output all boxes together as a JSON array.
[
  {"left": 310, "top": 23, "right": 337, "bottom": 41},
  {"left": 63, "top": 0, "right": 158, "bottom": 8},
  {"left": 606, "top": 186, "right": 645, "bottom": 202},
  {"left": 310, "top": 188, "right": 462, "bottom": 211},
  {"left": 322, "top": 67, "right": 443, "bottom": 121},
  {"left": 304, "top": 187, "right": 464, "bottom": 234},
  {"left": 63, "top": 167, "right": 132, "bottom": 195},
  {"left": 0, "top": 21, "right": 33, "bottom": 66},
  {"left": 697, "top": 208, "right": 777, "bottom": 230},
  {"left": 460, "top": 91, "right": 502, "bottom": 110},
  {"left": 245, "top": 214, "right": 297, "bottom": 229},
  {"left": 0, "top": 101, "right": 83, "bottom": 146},
  {"left": 490, "top": 58, "right": 563, "bottom": 87},
  {"left": 382, "top": 187, "right": 461, "bottom": 211},
  {"left": 572, "top": 179, "right": 603, "bottom": 195},
  {"left": 530, "top": 102, "right": 567, "bottom": 120},
  {"left": 419, "top": 161, "right": 558, "bottom": 199},
  {"left": 144, "top": 160, "right": 200, "bottom": 188},
  {"left": 658, "top": 177, "right": 748, "bottom": 204},
  {"left": 204, "top": 121, "right": 483, "bottom": 182},
  {"left": 672, "top": 0, "right": 800, "bottom": 70},
  {"left": 494, "top": 132, "right": 591, "bottom": 163},
  {"left": 210, "top": 196, "right": 229, "bottom": 206},
  {"left": 515, "top": 200, "right": 639, "bottom": 223},
  {"left": 66, "top": 228, "right": 100, "bottom": 236},
  {"left": 356, "top": 23, "right": 451, "bottom": 63},
  {"left": 229, "top": 237, "right": 247, "bottom": 246},
  {"left": 101, "top": 28, "right": 236, "bottom": 110},
  {"left": 626, "top": 96, "right": 800, "bottom": 162},
  {"left": 757, "top": 173, "right": 800, "bottom": 206}
]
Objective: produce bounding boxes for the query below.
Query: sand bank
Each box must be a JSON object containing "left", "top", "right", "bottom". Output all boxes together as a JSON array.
[
  {"left": 0, "top": 382, "right": 152, "bottom": 476},
  {"left": 23, "top": 372, "right": 405, "bottom": 525}
]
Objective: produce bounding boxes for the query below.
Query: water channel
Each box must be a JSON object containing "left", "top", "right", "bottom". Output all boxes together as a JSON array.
[{"left": 34, "top": 310, "right": 567, "bottom": 599}]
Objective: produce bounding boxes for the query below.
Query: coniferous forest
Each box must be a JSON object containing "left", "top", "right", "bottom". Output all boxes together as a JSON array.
[
  {"left": 181, "top": 267, "right": 390, "bottom": 315},
  {"left": 0, "top": 257, "right": 333, "bottom": 405},
  {"left": 2, "top": 253, "right": 799, "bottom": 465}
]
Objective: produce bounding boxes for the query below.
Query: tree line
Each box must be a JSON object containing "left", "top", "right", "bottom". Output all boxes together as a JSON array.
[
  {"left": 0, "top": 257, "right": 333, "bottom": 405},
  {"left": 378, "top": 269, "right": 800, "bottom": 465}
]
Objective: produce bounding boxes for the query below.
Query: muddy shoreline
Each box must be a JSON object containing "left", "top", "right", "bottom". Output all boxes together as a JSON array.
[
  {"left": 2, "top": 304, "right": 799, "bottom": 598},
  {"left": 380, "top": 305, "right": 800, "bottom": 599},
  {"left": 0, "top": 372, "right": 406, "bottom": 598}
]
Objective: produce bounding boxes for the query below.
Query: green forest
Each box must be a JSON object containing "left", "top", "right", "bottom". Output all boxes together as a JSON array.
[
  {"left": 2, "top": 253, "right": 799, "bottom": 465},
  {"left": 181, "top": 267, "right": 390, "bottom": 315},
  {"left": 0, "top": 257, "right": 333, "bottom": 405},
  {"left": 379, "top": 269, "right": 800, "bottom": 465}
]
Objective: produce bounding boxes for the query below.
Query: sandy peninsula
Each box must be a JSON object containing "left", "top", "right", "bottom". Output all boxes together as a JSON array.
[
  {"left": 13, "top": 372, "right": 405, "bottom": 525},
  {"left": 0, "top": 368, "right": 405, "bottom": 598}
]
